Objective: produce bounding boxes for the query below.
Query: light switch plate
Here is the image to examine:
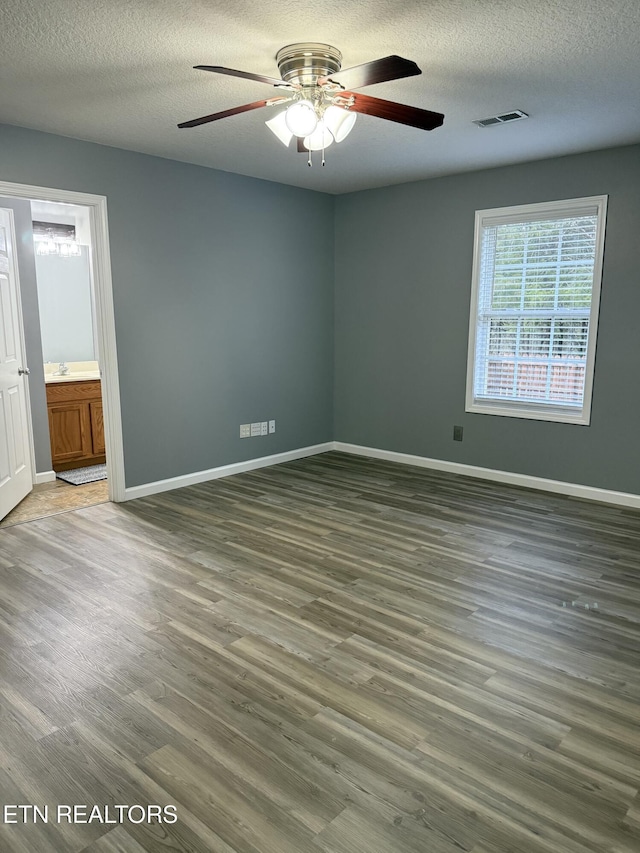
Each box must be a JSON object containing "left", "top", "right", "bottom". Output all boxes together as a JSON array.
[
  {"left": 268, "top": 420, "right": 276, "bottom": 433},
  {"left": 250, "top": 422, "right": 261, "bottom": 437}
]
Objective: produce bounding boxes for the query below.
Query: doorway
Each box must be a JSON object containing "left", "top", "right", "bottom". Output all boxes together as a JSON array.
[
  {"left": 0, "top": 180, "right": 124, "bottom": 524},
  {"left": 33, "top": 202, "right": 106, "bottom": 473}
]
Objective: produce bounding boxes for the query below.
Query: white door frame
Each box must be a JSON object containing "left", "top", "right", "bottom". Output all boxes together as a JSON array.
[{"left": 0, "top": 180, "right": 125, "bottom": 503}]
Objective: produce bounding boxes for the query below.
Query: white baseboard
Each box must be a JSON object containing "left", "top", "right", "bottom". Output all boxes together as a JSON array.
[
  {"left": 121, "top": 439, "right": 640, "bottom": 510},
  {"left": 123, "top": 442, "right": 334, "bottom": 501},
  {"left": 334, "top": 442, "right": 640, "bottom": 510},
  {"left": 35, "top": 470, "right": 56, "bottom": 484}
]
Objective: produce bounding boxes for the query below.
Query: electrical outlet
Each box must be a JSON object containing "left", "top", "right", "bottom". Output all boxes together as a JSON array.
[
  {"left": 269, "top": 420, "right": 275, "bottom": 434},
  {"left": 250, "top": 422, "right": 261, "bottom": 437},
  {"left": 453, "top": 425, "right": 464, "bottom": 442},
  {"left": 260, "top": 421, "right": 268, "bottom": 436},
  {"left": 240, "top": 424, "right": 250, "bottom": 438}
]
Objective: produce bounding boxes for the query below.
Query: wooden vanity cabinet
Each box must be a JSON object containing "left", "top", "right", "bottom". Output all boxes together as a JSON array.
[
  {"left": 90, "top": 400, "right": 105, "bottom": 455},
  {"left": 46, "top": 379, "right": 106, "bottom": 471}
]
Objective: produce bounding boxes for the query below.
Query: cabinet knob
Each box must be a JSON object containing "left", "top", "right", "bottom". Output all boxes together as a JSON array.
[{"left": 18, "top": 367, "right": 30, "bottom": 376}]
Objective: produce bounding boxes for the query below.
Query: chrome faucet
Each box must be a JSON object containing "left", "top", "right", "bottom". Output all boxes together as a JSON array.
[{"left": 55, "top": 362, "right": 70, "bottom": 376}]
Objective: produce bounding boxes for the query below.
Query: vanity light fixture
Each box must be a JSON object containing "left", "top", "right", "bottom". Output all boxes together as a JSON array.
[{"left": 33, "top": 222, "right": 81, "bottom": 258}]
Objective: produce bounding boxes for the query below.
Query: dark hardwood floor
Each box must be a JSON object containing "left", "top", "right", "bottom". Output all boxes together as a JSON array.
[{"left": 0, "top": 451, "right": 639, "bottom": 852}]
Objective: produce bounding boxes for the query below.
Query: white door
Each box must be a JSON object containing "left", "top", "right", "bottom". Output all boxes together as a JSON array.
[{"left": 0, "top": 208, "right": 33, "bottom": 519}]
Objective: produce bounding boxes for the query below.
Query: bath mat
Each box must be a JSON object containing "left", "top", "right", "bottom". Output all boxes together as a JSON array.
[{"left": 56, "top": 464, "right": 108, "bottom": 485}]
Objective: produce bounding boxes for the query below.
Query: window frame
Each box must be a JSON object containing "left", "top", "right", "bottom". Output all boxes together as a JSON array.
[{"left": 465, "top": 195, "right": 608, "bottom": 425}]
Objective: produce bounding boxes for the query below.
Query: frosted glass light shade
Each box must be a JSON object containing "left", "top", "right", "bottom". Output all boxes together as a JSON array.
[
  {"left": 285, "top": 100, "right": 318, "bottom": 136},
  {"left": 323, "top": 105, "right": 357, "bottom": 142},
  {"left": 265, "top": 110, "right": 294, "bottom": 146},
  {"left": 303, "top": 121, "right": 334, "bottom": 151}
]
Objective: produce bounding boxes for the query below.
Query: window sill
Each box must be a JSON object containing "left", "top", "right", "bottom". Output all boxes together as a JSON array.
[{"left": 465, "top": 400, "right": 590, "bottom": 425}]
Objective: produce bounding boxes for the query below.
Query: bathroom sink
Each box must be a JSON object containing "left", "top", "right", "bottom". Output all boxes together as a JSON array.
[{"left": 44, "top": 360, "right": 100, "bottom": 383}]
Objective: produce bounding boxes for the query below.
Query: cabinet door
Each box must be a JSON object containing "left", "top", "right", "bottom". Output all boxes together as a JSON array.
[
  {"left": 48, "top": 402, "right": 92, "bottom": 463},
  {"left": 90, "top": 400, "right": 105, "bottom": 456}
]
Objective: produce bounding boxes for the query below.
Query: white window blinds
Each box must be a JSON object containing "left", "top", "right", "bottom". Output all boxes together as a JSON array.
[{"left": 466, "top": 197, "right": 607, "bottom": 424}]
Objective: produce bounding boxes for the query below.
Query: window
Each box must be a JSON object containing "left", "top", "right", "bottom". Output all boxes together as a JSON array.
[{"left": 466, "top": 196, "right": 607, "bottom": 424}]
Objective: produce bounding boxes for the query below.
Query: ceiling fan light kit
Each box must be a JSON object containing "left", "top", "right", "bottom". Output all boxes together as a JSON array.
[
  {"left": 178, "top": 42, "right": 445, "bottom": 167},
  {"left": 264, "top": 111, "right": 294, "bottom": 146},
  {"left": 304, "top": 120, "right": 334, "bottom": 152},
  {"left": 284, "top": 99, "right": 319, "bottom": 137},
  {"left": 323, "top": 105, "right": 357, "bottom": 143}
]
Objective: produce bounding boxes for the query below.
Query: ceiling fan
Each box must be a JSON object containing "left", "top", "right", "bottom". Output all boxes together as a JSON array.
[{"left": 178, "top": 43, "right": 444, "bottom": 164}]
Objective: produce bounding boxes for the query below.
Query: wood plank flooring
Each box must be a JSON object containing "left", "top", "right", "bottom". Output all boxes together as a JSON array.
[{"left": 0, "top": 450, "right": 639, "bottom": 852}]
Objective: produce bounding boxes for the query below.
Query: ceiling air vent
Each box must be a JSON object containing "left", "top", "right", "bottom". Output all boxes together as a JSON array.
[{"left": 473, "top": 110, "right": 528, "bottom": 128}]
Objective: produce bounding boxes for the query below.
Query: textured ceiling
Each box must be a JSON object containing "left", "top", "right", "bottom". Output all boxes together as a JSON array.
[{"left": 2, "top": 0, "right": 640, "bottom": 194}]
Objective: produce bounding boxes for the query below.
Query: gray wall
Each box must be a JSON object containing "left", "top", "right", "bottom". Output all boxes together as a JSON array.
[
  {"left": 0, "top": 196, "right": 52, "bottom": 473},
  {"left": 1, "top": 124, "right": 334, "bottom": 487},
  {"left": 334, "top": 144, "right": 640, "bottom": 495},
  {"left": 3, "top": 121, "right": 639, "bottom": 496}
]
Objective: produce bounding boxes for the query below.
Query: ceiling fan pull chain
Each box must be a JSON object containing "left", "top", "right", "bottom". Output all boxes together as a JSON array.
[{"left": 308, "top": 148, "right": 312, "bottom": 167}]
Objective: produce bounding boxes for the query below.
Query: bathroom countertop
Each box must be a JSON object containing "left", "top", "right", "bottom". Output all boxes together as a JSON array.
[
  {"left": 44, "top": 360, "right": 100, "bottom": 383},
  {"left": 45, "top": 372, "right": 101, "bottom": 383}
]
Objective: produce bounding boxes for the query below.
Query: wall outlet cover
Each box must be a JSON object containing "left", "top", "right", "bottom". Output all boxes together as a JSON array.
[
  {"left": 269, "top": 420, "right": 276, "bottom": 433},
  {"left": 260, "top": 421, "right": 268, "bottom": 435}
]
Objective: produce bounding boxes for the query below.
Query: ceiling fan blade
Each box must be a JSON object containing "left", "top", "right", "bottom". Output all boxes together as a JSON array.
[
  {"left": 340, "top": 92, "right": 444, "bottom": 131},
  {"left": 194, "top": 65, "right": 294, "bottom": 89},
  {"left": 319, "top": 55, "right": 421, "bottom": 90},
  {"left": 178, "top": 97, "right": 289, "bottom": 129}
]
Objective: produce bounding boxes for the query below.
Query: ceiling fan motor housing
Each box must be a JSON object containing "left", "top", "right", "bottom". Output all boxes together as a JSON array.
[{"left": 276, "top": 43, "right": 343, "bottom": 86}]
